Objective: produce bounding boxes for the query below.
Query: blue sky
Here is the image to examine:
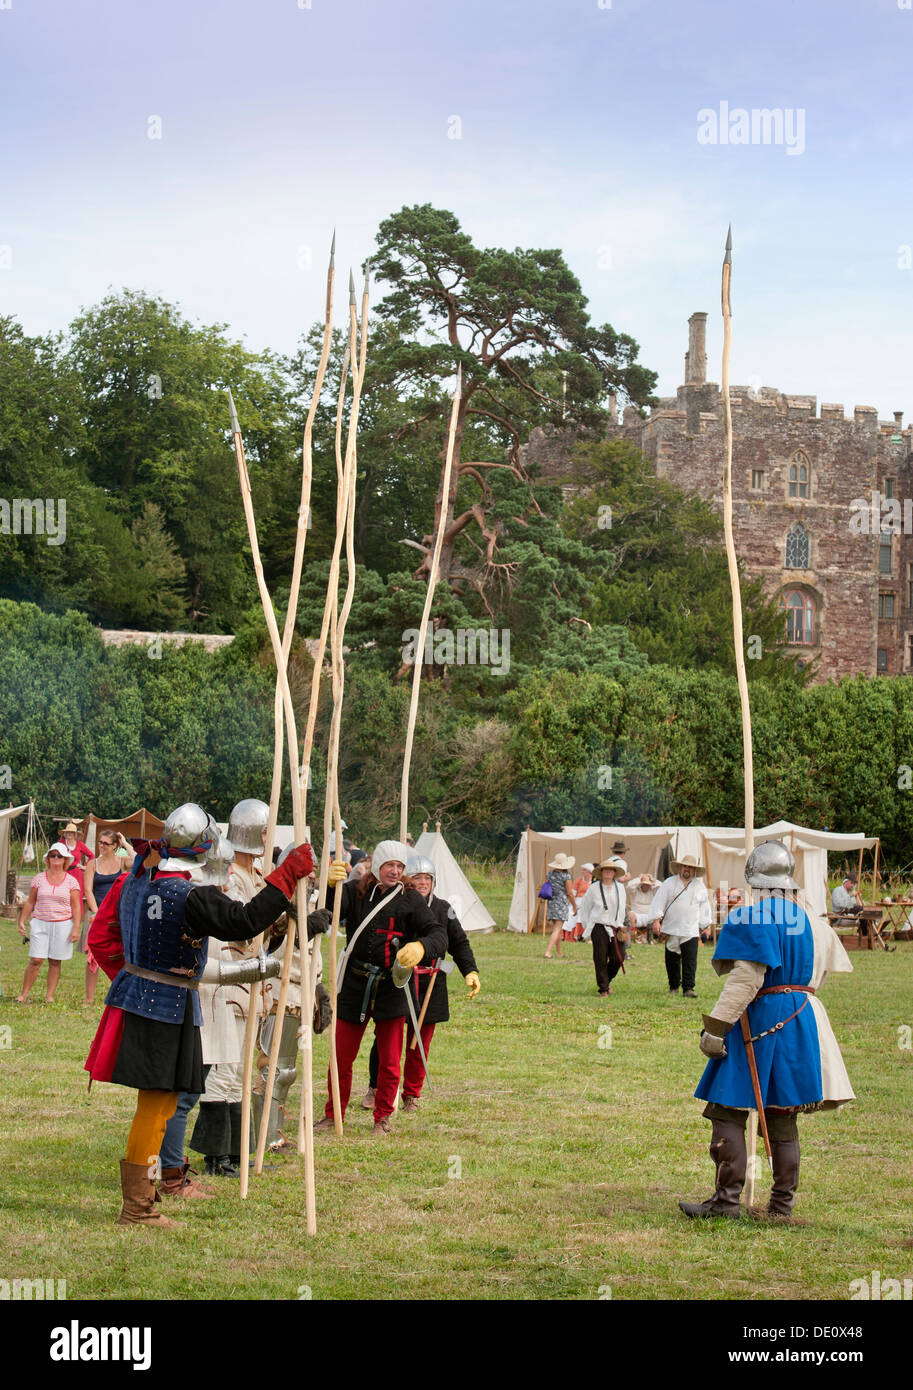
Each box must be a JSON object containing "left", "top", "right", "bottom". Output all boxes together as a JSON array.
[{"left": 2, "top": 0, "right": 912, "bottom": 416}]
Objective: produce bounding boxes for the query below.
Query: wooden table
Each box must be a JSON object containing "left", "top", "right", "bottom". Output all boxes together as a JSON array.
[{"left": 876, "top": 901, "right": 913, "bottom": 941}]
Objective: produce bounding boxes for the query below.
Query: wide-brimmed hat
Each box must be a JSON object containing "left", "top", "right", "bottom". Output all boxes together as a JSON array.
[
  {"left": 63, "top": 821, "right": 79, "bottom": 834},
  {"left": 671, "top": 854, "right": 705, "bottom": 876},
  {"left": 596, "top": 856, "right": 626, "bottom": 874},
  {"left": 45, "top": 841, "right": 74, "bottom": 867},
  {"left": 638, "top": 872, "right": 657, "bottom": 886},
  {"left": 548, "top": 853, "right": 575, "bottom": 870},
  {"left": 610, "top": 839, "right": 627, "bottom": 853}
]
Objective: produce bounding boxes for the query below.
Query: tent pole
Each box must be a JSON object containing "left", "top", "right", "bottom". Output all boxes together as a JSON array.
[
  {"left": 525, "top": 827, "right": 531, "bottom": 933},
  {"left": 871, "top": 840, "right": 880, "bottom": 906}
]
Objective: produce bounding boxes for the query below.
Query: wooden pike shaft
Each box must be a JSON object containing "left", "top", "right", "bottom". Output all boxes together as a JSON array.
[
  {"left": 321, "top": 268, "right": 370, "bottom": 1135},
  {"left": 721, "top": 227, "right": 754, "bottom": 859},
  {"left": 399, "top": 367, "right": 462, "bottom": 842},
  {"left": 250, "top": 235, "right": 336, "bottom": 1189},
  {"left": 228, "top": 392, "right": 316, "bottom": 1234},
  {"left": 720, "top": 228, "right": 765, "bottom": 1196},
  {"left": 297, "top": 342, "right": 352, "bottom": 1151}
]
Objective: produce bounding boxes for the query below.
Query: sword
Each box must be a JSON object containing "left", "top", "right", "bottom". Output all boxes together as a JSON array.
[
  {"left": 391, "top": 958, "right": 433, "bottom": 1091},
  {"left": 739, "top": 1011, "right": 773, "bottom": 1170},
  {"left": 409, "top": 958, "right": 454, "bottom": 1049}
]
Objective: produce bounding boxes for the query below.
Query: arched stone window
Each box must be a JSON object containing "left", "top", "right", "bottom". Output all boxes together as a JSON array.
[
  {"left": 784, "top": 590, "right": 815, "bottom": 645},
  {"left": 788, "top": 452, "right": 809, "bottom": 499},
  {"left": 785, "top": 523, "right": 810, "bottom": 569}
]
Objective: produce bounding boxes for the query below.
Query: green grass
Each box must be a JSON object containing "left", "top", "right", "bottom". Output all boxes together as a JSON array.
[{"left": 1, "top": 913, "right": 910, "bottom": 1301}]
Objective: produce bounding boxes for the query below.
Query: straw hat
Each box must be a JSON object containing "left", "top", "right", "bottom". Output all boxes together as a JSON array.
[
  {"left": 63, "top": 821, "right": 79, "bottom": 835},
  {"left": 671, "top": 853, "right": 705, "bottom": 876},
  {"left": 638, "top": 872, "right": 657, "bottom": 886},
  {"left": 548, "top": 853, "right": 575, "bottom": 871},
  {"left": 596, "top": 856, "right": 626, "bottom": 874}
]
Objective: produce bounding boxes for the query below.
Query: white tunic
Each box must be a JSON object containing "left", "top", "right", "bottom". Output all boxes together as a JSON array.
[
  {"left": 647, "top": 873, "right": 712, "bottom": 944},
  {"left": 579, "top": 878, "right": 627, "bottom": 941}
]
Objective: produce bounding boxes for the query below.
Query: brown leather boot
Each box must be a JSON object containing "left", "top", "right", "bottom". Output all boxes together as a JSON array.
[
  {"left": 117, "top": 1161, "right": 185, "bottom": 1228},
  {"left": 158, "top": 1159, "right": 215, "bottom": 1200},
  {"left": 768, "top": 1139, "right": 800, "bottom": 1219},
  {"left": 401, "top": 1095, "right": 419, "bottom": 1112},
  {"left": 679, "top": 1116, "right": 747, "bottom": 1218}
]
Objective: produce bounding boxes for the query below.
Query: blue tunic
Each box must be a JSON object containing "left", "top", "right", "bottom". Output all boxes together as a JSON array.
[{"left": 695, "top": 897, "right": 824, "bottom": 1109}]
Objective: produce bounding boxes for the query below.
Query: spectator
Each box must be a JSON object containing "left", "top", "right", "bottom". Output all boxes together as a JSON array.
[
  {"left": 82, "top": 830, "right": 132, "bottom": 1005},
  {"left": 567, "top": 863, "right": 593, "bottom": 940},
  {"left": 543, "top": 854, "right": 578, "bottom": 960},
  {"left": 628, "top": 873, "right": 658, "bottom": 943},
  {"left": 16, "top": 843, "right": 82, "bottom": 1003}
]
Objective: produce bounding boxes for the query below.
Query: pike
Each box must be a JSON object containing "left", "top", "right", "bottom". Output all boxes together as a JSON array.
[
  {"left": 399, "top": 366, "right": 462, "bottom": 841},
  {"left": 227, "top": 389, "right": 317, "bottom": 1234},
  {"left": 719, "top": 227, "right": 771, "bottom": 1186},
  {"left": 244, "top": 232, "right": 336, "bottom": 1199}
]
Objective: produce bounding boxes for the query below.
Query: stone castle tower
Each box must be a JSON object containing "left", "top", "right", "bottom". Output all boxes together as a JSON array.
[{"left": 522, "top": 313, "right": 913, "bottom": 682}]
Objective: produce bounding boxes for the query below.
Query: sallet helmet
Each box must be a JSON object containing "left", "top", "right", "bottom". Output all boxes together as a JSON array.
[
  {"left": 227, "top": 798, "right": 270, "bottom": 854},
  {"left": 744, "top": 840, "right": 799, "bottom": 892}
]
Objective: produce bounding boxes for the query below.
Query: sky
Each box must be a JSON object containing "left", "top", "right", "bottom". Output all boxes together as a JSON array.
[{"left": 2, "top": 0, "right": 912, "bottom": 417}]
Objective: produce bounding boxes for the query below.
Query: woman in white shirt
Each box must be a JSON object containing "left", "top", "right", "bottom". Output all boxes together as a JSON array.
[{"left": 579, "top": 857, "right": 629, "bottom": 998}]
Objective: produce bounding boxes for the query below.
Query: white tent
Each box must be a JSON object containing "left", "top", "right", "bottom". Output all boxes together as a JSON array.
[
  {"left": 413, "top": 830, "right": 495, "bottom": 934},
  {"left": 509, "top": 821, "right": 879, "bottom": 933},
  {"left": 0, "top": 804, "right": 30, "bottom": 903}
]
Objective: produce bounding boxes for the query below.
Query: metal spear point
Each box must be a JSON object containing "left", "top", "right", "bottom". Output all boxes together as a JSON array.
[
  {"left": 349, "top": 269, "right": 355, "bottom": 305},
  {"left": 227, "top": 388, "right": 240, "bottom": 437}
]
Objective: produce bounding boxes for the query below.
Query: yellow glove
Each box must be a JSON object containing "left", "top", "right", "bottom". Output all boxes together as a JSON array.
[
  {"left": 396, "top": 941, "right": 424, "bottom": 969},
  {"left": 465, "top": 971, "right": 481, "bottom": 999},
  {"left": 327, "top": 860, "right": 348, "bottom": 887}
]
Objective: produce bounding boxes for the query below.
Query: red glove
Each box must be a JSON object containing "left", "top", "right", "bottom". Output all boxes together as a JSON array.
[{"left": 266, "top": 843, "right": 315, "bottom": 900}]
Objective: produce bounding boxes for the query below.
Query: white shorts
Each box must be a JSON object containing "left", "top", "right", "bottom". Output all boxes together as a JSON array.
[{"left": 29, "top": 917, "right": 75, "bottom": 961}]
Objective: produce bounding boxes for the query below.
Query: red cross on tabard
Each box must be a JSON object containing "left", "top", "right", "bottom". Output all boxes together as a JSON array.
[{"left": 374, "top": 917, "right": 401, "bottom": 968}]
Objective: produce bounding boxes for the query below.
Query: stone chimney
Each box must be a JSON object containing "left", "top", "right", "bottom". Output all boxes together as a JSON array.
[
  {"left": 685, "top": 312, "right": 708, "bottom": 386},
  {"left": 894, "top": 411, "right": 904, "bottom": 429}
]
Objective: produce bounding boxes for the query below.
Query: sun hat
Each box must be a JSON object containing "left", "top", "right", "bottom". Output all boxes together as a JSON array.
[
  {"left": 547, "top": 853, "right": 575, "bottom": 870},
  {"left": 671, "top": 853, "right": 706, "bottom": 876},
  {"left": 45, "top": 841, "right": 74, "bottom": 867}
]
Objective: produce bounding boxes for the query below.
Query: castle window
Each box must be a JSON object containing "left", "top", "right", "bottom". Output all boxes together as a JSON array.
[
  {"left": 885, "top": 478, "right": 895, "bottom": 500},
  {"left": 879, "top": 534, "right": 893, "bottom": 574},
  {"left": 784, "top": 590, "right": 815, "bottom": 645},
  {"left": 879, "top": 593, "right": 895, "bottom": 620},
  {"left": 908, "top": 564, "right": 913, "bottom": 609},
  {"left": 788, "top": 453, "right": 809, "bottom": 499},
  {"left": 877, "top": 648, "right": 889, "bottom": 673},
  {"left": 785, "top": 523, "right": 810, "bottom": 569},
  {"left": 751, "top": 469, "right": 764, "bottom": 491}
]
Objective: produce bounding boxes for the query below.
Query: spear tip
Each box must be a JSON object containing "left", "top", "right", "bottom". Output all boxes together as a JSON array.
[
  {"left": 348, "top": 269, "right": 355, "bottom": 303},
  {"left": 330, "top": 229, "right": 336, "bottom": 263},
  {"left": 226, "top": 387, "right": 240, "bottom": 435},
  {"left": 724, "top": 225, "right": 732, "bottom": 263}
]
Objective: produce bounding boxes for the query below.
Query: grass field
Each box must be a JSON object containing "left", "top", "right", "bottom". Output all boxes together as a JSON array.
[{"left": 1, "top": 902, "right": 911, "bottom": 1302}]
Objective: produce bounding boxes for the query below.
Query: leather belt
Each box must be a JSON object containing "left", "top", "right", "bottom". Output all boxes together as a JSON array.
[
  {"left": 747, "top": 985, "right": 814, "bottom": 1042},
  {"left": 349, "top": 961, "right": 386, "bottom": 1022},
  {"left": 123, "top": 962, "right": 200, "bottom": 991},
  {"left": 757, "top": 985, "right": 816, "bottom": 996}
]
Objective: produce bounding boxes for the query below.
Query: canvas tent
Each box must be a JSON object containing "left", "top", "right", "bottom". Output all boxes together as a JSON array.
[
  {"left": 77, "top": 809, "right": 166, "bottom": 851},
  {"left": 0, "top": 804, "right": 29, "bottom": 902},
  {"left": 509, "top": 822, "right": 879, "bottom": 933},
  {"left": 413, "top": 829, "right": 495, "bottom": 934}
]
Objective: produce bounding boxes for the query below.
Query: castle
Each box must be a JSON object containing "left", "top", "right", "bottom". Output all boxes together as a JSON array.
[{"left": 524, "top": 313, "right": 912, "bottom": 682}]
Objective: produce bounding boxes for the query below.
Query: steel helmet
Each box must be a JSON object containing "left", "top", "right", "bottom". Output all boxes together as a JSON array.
[
  {"left": 227, "top": 798, "right": 270, "bottom": 854},
  {"left": 406, "top": 854, "right": 436, "bottom": 883},
  {"left": 744, "top": 840, "right": 799, "bottom": 891},
  {"left": 159, "top": 803, "right": 214, "bottom": 870}
]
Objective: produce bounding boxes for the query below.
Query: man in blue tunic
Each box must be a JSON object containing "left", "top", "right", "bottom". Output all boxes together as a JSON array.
[{"left": 679, "top": 841, "right": 854, "bottom": 1221}]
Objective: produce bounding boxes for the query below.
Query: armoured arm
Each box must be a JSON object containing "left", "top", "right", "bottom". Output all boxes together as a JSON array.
[
  {"left": 200, "top": 952, "right": 282, "bottom": 985},
  {"left": 702, "top": 958, "right": 767, "bottom": 1035}
]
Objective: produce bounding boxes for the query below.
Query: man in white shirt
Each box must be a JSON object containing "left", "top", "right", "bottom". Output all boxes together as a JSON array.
[
  {"left": 831, "top": 875, "right": 863, "bottom": 917},
  {"left": 649, "top": 855, "right": 711, "bottom": 998},
  {"left": 579, "top": 857, "right": 629, "bottom": 998}
]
